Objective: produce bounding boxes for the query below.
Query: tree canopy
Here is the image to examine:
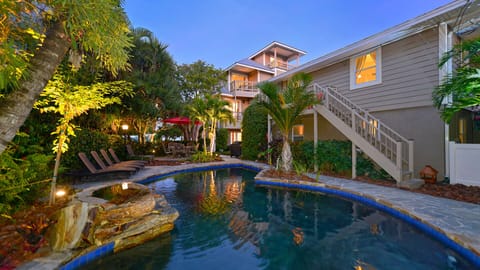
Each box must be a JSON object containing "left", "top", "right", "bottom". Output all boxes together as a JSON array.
[
  {"left": 433, "top": 38, "right": 480, "bottom": 122},
  {"left": 0, "top": 0, "right": 132, "bottom": 154},
  {"left": 177, "top": 60, "right": 226, "bottom": 102},
  {"left": 119, "top": 27, "right": 181, "bottom": 143}
]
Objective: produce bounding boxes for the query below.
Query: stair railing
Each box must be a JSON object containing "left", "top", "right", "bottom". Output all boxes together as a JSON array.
[{"left": 308, "top": 83, "right": 414, "bottom": 177}]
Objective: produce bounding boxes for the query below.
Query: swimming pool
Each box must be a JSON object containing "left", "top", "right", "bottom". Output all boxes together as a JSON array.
[{"left": 82, "top": 168, "right": 476, "bottom": 269}]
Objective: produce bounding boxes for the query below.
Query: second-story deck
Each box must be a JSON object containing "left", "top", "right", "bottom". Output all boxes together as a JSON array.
[
  {"left": 222, "top": 112, "right": 243, "bottom": 129},
  {"left": 229, "top": 80, "right": 259, "bottom": 98}
]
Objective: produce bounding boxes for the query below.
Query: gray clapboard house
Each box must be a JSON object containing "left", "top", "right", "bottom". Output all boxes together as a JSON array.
[{"left": 269, "top": 0, "right": 480, "bottom": 184}]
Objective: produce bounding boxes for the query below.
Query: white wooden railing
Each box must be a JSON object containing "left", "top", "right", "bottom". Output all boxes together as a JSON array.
[
  {"left": 222, "top": 112, "right": 242, "bottom": 129},
  {"left": 308, "top": 83, "right": 414, "bottom": 182},
  {"left": 230, "top": 81, "right": 259, "bottom": 92}
]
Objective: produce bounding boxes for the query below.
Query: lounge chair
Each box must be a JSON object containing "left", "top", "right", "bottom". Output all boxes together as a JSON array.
[
  {"left": 90, "top": 150, "right": 140, "bottom": 171},
  {"left": 108, "top": 148, "right": 147, "bottom": 166},
  {"left": 126, "top": 144, "right": 154, "bottom": 161},
  {"left": 77, "top": 152, "right": 137, "bottom": 179},
  {"left": 100, "top": 149, "right": 145, "bottom": 169}
]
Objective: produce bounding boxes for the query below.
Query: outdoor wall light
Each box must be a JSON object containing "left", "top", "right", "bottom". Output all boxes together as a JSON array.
[
  {"left": 122, "top": 182, "right": 129, "bottom": 190},
  {"left": 55, "top": 189, "right": 66, "bottom": 197},
  {"left": 121, "top": 124, "right": 129, "bottom": 131}
]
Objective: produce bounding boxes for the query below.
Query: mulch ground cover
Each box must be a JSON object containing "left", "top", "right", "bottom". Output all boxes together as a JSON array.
[{"left": 262, "top": 169, "right": 480, "bottom": 204}]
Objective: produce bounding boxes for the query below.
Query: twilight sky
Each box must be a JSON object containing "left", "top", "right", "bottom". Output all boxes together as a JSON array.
[{"left": 124, "top": 0, "right": 452, "bottom": 69}]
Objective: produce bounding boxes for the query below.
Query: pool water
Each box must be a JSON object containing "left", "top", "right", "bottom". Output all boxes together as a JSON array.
[{"left": 83, "top": 168, "right": 476, "bottom": 269}]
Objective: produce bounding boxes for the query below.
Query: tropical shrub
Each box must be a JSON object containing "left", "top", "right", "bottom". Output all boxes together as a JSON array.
[
  {"left": 316, "top": 140, "right": 352, "bottom": 174},
  {"left": 291, "top": 140, "right": 390, "bottom": 179},
  {"left": 0, "top": 146, "right": 52, "bottom": 214},
  {"left": 61, "top": 129, "right": 116, "bottom": 170},
  {"left": 216, "top": 128, "right": 228, "bottom": 152},
  {"left": 189, "top": 152, "right": 219, "bottom": 163},
  {"left": 241, "top": 101, "right": 268, "bottom": 160}
]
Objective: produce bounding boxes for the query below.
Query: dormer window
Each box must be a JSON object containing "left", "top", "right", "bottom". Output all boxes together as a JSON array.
[{"left": 350, "top": 48, "right": 382, "bottom": 89}]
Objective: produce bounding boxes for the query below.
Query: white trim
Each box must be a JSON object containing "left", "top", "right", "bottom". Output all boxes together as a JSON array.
[
  {"left": 439, "top": 23, "right": 453, "bottom": 179},
  {"left": 349, "top": 47, "right": 382, "bottom": 90},
  {"left": 249, "top": 41, "right": 306, "bottom": 60},
  {"left": 225, "top": 62, "right": 275, "bottom": 74}
]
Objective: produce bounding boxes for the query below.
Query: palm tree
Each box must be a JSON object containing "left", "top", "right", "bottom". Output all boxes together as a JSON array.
[
  {"left": 205, "top": 95, "right": 234, "bottom": 153},
  {"left": 188, "top": 94, "right": 233, "bottom": 155},
  {"left": 256, "top": 73, "right": 319, "bottom": 172},
  {"left": 121, "top": 27, "right": 181, "bottom": 143},
  {"left": 188, "top": 97, "right": 210, "bottom": 154},
  {"left": 433, "top": 37, "right": 480, "bottom": 122}
]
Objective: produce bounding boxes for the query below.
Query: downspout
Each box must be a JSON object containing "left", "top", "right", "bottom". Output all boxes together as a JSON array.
[{"left": 439, "top": 22, "right": 453, "bottom": 181}]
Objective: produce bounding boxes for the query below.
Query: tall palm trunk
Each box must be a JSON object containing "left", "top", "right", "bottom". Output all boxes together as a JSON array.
[
  {"left": 0, "top": 21, "right": 70, "bottom": 154},
  {"left": 281, "top": 134, "right": 292, "bottom": 172}
]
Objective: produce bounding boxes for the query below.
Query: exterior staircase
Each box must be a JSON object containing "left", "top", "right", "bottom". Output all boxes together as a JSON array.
[{"left": 308, "top": 83, "right": 414, "bottom": 183}]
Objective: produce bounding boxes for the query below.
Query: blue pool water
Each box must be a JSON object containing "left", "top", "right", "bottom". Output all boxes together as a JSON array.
[{"left": 83, "top": 168, "right": 476, "bottom": 269}]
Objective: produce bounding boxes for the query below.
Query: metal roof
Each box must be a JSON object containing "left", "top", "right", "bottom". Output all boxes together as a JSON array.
[{"left": 225, "top": 59, "right": 275, "bottom": 74}]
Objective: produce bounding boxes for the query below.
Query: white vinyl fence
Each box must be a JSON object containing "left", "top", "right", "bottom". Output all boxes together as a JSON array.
[{"left": 449, "top": 142, "right": 480, "bottom": 186}]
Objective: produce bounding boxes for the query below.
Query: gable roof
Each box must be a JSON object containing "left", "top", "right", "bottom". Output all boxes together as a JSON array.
[
  {"left": 225, "top": 58, "right": 275, "bottom": 74},
  {"left": 249, "top": 41, "right": 307, "bottom": 60},
  {"left": 272, "top": 0, "right": 480, "bottom": 82}
]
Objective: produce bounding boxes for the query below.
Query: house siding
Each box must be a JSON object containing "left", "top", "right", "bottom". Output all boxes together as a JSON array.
[
  {"left": 372, "top": 106, "right": 445, "bottom": 180},
  {"left": 309, "top": 28, "right": 440, "bottom": 113},
  {"left": 299, "top": 114, "right": 347, "bottom": 141},
  {"left": 302, "top": 27, "right": 445, "bottom": 180},
  {"left": 259, "top": 71, "right": 273, "bottom": 82}
]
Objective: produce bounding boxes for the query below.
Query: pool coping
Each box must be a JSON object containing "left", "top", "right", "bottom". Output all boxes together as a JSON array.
[{"left": 37, "top": 158, "right": 480, "bottom": 269}]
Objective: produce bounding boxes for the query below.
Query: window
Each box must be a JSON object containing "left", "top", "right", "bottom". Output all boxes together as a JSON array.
[
  {"left": 292, "top": 125, "right": 304, "bottom": 142},
  {"left": 350, "top": 48, "right": 382, "bottom": 89},
  {"left": 231, "top": 131, "right": 242, "bottom": 143}
]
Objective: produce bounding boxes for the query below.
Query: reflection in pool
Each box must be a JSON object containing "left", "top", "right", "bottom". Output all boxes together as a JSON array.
[{"left": 83, "top": 168, "right": 476, "bottom": 269}]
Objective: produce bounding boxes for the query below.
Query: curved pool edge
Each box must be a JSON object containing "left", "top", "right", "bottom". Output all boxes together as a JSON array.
[
  {"left": 254, "top": 179, "right": 480, "bottom": 268},
  {"left": 59, "top": 163, "right": 262, "bottom": 270},
  {"left": 61, "top": 162, "right": 480, "bottom": 269}
]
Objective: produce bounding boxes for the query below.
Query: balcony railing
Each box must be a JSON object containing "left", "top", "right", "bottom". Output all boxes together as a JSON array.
[
  {"left": 230, "top": 80, "right": 258, "bottom": 92},
  {"left": 229, "top": 81, "right": 259, "bottom": 97},
  {"left": 267, "top": 60, "right": 297, "bottom": 70},
  {"left": 222, "top": 112, "right": 242, "bottom": 129}
]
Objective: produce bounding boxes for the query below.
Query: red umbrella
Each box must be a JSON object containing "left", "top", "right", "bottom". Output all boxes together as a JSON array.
[{"left": 163, "top": 116, "right": 201, "bottom": 125}]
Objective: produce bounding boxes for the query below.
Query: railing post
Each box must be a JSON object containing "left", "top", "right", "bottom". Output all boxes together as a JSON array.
[
  {"left": 408, "top": 140, "right": 414, "bottom": 173},
  {"left": 324, "top": 87, "right": 329, "bottom": 109},
  {"left": 351, "top": 109, "right": 355, "bottom": 130},
  {"left": 396, "top": 141, "right": 402, "bottom": 169}
]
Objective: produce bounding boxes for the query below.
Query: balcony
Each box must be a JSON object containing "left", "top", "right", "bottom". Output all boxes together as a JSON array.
[
  {"left": 222, "top": 112, "right": 243, "bottom": 129},
  {"left": 267, "top": 60, "right": 297, "bottom": 70},
  {"left": 229, "top": 80, "right": 259, "bottom": 98}
]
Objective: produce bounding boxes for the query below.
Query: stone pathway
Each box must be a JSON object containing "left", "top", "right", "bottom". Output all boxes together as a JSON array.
[{"left": 20, "top": 156, "right": 480, "bottom": 269}]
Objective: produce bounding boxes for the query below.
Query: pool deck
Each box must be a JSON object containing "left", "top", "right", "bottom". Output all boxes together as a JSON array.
[{"left": 20, "top": 156, "right": 480, "bottom": 269}]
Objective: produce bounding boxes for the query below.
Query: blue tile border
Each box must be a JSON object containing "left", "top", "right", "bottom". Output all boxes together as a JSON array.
[
  {"left": 59, "top": 242, "right": 114, "bottom": 270},
  {"left": 255, "top": 180, "right": 480, "bottom": 268},
  {"left": 137, "top": 163, "right": 262, "bottom": 185}
]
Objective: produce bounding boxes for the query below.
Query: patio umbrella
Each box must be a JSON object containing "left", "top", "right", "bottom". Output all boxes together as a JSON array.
[{"left": 163, "top": 116, "right": 202, "bottom": 125}]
